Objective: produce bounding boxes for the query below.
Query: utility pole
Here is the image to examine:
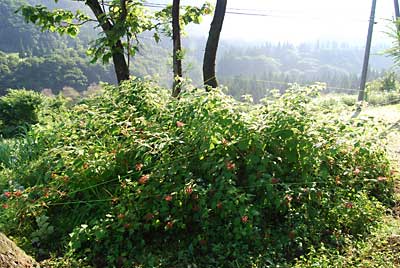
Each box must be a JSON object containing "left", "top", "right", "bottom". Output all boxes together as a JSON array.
[
  {"left": 394, "top": 0, "right": 400, "bottom": 32},
  {"left": 358, "top": 0, "right": 377, "bottom": 102},
  {"left": 395, "top": 0, "right": 400, "bottom": 19}
]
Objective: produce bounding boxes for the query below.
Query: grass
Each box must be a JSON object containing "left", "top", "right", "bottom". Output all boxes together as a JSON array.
[{"left": 0, "top": 139, "right": 16, "bottom": 170}]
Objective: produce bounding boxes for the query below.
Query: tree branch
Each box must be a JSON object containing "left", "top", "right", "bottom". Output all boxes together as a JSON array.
[{"left": 86, "top": 0, "right": 114, "bottom": 32}]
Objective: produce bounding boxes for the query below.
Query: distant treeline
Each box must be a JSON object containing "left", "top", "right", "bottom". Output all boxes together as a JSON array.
[
  {"left": 0, "top": 0, "right": 395, "bottom": 99},
  {"left": 0, "top": 50, "right": 116, "bottom": 95},
  {"left": 213, "top": 42, "right": 391, "bottom": 101}
]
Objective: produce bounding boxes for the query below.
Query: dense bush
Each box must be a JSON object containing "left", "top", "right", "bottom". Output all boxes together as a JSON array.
[
  {"left": 0, "top": 89, "right": 43, "bottom": 138},
  {"left": 0, "top": 80, "right": 395, "bottom": 267}
]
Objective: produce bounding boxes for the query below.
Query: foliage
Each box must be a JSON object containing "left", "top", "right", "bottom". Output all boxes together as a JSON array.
[
  {"left": 315, "top": 94, "right": 357, "bottom": 111},
  {"left": 19, "top": 5, "right": 88, "bottom": 38},
  {"left": 18, "top": 0, "right": 211, "bottom": 67},
  {"left": 366, "top": 72, "right": 400, "bottom": 106},
  {"left": 294, "top": 219, "right": 400, "bottom": 267},
  {"left": 0, "top": 41, "right": 176, "bottom": 95},
  {"left": 0, "top": 139, "right": 17, "bottom": 171},
  {"left": 0, "top": 2, "right": 392, "bottom": 100},
  {"left": 18, "top": 0, "right": 150, "bottom": 63},
  {"left": 380, "top": 72, "right": 398, "bottom": 92},
  {"left": 367, "top": 91, "right": 400, "bottom": 106},
  {"left": 0, "top": 49, "right": 116, "bottom": 94},
  {"left": 154, "top": 2, "right": 212, "bottom": 37},
  {"left": 384, "top": 19, "right": 400, "bottom": 67},
  {"left": 367, "top": 72, "right": 399, "bottom": 93},
  {"left": 0, "top": 89, "right": 43, "bottom": 138},
  {"left": 0, "top": 80, "right": 395, "bottom": 267}
]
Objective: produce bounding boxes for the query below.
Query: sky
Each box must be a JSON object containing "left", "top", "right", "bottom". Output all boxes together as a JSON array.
[{"left": 155, "top": 0, "right": 398, "bottom": 45}]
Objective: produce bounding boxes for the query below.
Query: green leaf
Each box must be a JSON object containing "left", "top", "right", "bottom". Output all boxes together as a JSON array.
[
  {"left": 67, "top": 26, "right": 78, "bottom": 37},
  {"left": 286, "top": 150, "right": 297, "bottom": 163},
  {"left": 153, "top": 32, "right": 160, "bottom": 43}
]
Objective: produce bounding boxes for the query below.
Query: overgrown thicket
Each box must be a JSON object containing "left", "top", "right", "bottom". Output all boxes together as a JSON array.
[{"left": 0, "top": 80, "right": 395, "bottom": 267}]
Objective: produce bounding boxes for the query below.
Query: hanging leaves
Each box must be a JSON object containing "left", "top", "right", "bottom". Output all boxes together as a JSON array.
[
  {"left": 18, "top": 5, "right": 89, "bottom": 37},
  {"left": 154, "top": 2, "right": 213, "bottom": 37}
]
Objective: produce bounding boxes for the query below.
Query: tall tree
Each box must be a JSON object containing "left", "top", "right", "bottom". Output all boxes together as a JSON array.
[
  {"left": 203, "top": 0, "right": 227, "bottom": 88},
  {"left": 172, "top": 0, "right": 183, "bottom": 97},
  {"left": 19, "top": 0, "right": 154, "bottom": 84}
]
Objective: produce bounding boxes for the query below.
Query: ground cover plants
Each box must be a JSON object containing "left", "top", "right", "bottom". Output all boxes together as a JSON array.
[{"left": 0, "top": 79, "right": 396, "bottom": 267}]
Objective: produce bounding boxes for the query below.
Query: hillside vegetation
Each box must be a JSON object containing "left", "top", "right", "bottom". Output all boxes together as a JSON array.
[
  {"left": 0, "top": 80, "right": 396, "bottom": 267},
  {"left": 0, "top": 0, "right": 399, "bottom": 266}
]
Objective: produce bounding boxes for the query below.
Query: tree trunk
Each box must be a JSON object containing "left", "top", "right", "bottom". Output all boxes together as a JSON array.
[
  {"left": 203, "top": 0, "right": 227, "bottom": 88},
  {"left": 0, "top": 233, "right": 38, "bottom": 268},
  {"left": 172, "top": 0, "right": 183, "bottom": 97},
  {"left": 112, "top": 40, "right": 130, "bottom": 83},
  {"left": 86, "top": 0, "right": 130, "bottom": 84}
]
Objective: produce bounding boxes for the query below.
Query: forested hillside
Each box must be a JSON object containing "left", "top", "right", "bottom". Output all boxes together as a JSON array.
[
  {"left": 0, "top": 0, "right": 67, "bottom": 54},
  {"left": 0, "top": 0, "right": 394, "bottom": 99},
  {"left": 214, "top": 42, "right": 391, "bottom": 100}
]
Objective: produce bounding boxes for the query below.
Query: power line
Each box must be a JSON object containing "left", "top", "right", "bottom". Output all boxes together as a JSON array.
[{"left": 144, "top": 2, "right": 388, "bottom": 24}]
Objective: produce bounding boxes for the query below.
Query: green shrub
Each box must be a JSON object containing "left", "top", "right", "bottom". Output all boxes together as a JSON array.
[
  {"left": 367, "top": 72, "right": 399, "bottom": 93},
  {"left": 0, "top": 89, "right": 43, "bottom": 138},
  {"left": 366, "top": 73, "right": 400, "bottom": 106},
  {"left": 0, "top": 80, "right": 395, "bottom": 267},
  {"left": 341, "top": 94, "right": 357, "bottom": 106},
  {"left": 367, "top": 91, "right": 400, "bottom": 106},
  {"left": 316, "top": 94, "right": 357, "bottom": 110}
]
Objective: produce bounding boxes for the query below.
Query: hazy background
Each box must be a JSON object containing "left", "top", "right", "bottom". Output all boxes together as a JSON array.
[
  {"left": 151, "top": 0, "right": 396, "bottom": 44},
  {"left": 1, "top": 0, "right": 398, "bottom": 100}
]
